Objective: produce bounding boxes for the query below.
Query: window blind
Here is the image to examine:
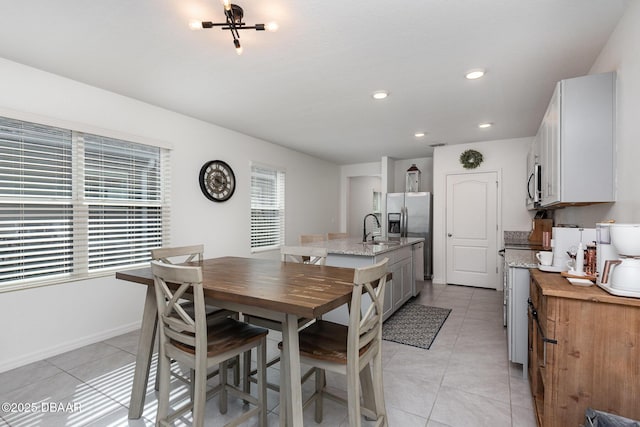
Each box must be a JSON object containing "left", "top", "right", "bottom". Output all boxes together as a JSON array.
[
  {"left": 83, "top": 134, "right": 165, "bottom": 271},
  {"left": 250, "top": 164, "right": 285, "bottom": 251},
  {"left": 0, "top": 116, "right": 170, "bottom": 289},
  {"left": 0, "top": 118, "right": 74, "bottom": 283}
]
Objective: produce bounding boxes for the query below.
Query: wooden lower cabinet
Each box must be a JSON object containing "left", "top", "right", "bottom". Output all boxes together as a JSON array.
[{"left": 528, "top": 269, "right": 640, "bottom": 426}]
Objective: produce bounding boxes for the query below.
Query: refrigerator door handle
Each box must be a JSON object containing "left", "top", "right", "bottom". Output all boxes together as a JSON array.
[{"left": 402, "top": 207, "right": 408, "bottom": 237}]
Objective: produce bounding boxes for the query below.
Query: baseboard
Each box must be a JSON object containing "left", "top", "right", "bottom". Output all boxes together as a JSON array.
[{"left": 0, "top": 321, "right": 142, "bottom": 374}]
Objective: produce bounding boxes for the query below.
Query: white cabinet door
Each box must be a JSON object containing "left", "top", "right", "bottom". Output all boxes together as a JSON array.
[
  {"left": 382, "top": 277, "right": 393, "bottom": 320},
  {"left": 537, "top": 72, "right": 615, "bottom": 207},
  {"left": 540, "top": 84, "right": 561, "bottom": 206},
  {"left": 507, "top": 267, "right": 530, "bottom": 378},
  {"left": 400, "top": 256, "right": 413, "bottom": 303}
]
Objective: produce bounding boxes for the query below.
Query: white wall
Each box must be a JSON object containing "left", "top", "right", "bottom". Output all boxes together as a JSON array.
[
  {"left": 554, "top": 1, "right": 640, "bottom": 227},
  {"left": 347, "top": 176, "right": 382, "bottom": 237},
  {"left": 0, "top": 58, "right": 340, "bottom": 372},
  {"left": 338, "top": 162, "right": 381, "bottom": 233},
  {"left": 432, "top": 137, "right": 533, "bottom": 284},
  {"left": 393, "top": 157, "right": 434, "bottom": 193}
]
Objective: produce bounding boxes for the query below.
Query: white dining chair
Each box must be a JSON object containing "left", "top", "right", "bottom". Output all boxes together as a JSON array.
[
  {"left": 151, "top": 261, "right": 268, "bottom": 427},
  {"left": 327, "top": 232, "right": 349, "bottom": 240},
  {"left": 283, "top": 257, "right": 389, "bottom": 426},
  {"left": 243, "top": 245, "right": 328, "bottom": 393},
  {"left": 151, "top": 245, "right": 240, "bottom": 389}
]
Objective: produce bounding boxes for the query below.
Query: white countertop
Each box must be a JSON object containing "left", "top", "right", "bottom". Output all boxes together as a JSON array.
[{"left": 300, "top": 237, "right": 424, "bottom": 257}]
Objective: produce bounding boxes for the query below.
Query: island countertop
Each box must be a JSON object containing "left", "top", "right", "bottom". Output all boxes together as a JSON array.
[
  {"left": 505, "top": 248, "right": 538, "bottom": 268},
  {"left": 299, "top": 236, "right": 424, "bottom": 257}
]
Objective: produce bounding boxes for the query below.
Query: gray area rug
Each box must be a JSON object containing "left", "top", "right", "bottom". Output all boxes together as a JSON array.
[{"left": 382, "top": 299, "right": 451, "bottom": 349}]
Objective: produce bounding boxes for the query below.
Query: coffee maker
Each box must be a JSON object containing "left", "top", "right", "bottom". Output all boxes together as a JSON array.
[{"left": 598, "top": 223, "right": 640, "bottom": 298}]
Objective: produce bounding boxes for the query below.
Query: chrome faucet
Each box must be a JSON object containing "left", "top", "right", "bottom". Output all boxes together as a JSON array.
[{"left": 362, "top": 213, "right": 381, "bottom": 242}]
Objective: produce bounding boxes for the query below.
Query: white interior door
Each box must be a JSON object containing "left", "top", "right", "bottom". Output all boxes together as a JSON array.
[{"left": 446, "top": 172, "right": 498, "bottom": 288}]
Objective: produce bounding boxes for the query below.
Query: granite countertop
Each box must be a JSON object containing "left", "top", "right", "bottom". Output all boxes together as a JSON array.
[
  {"left": 505, "top": 248, "right": 538, "bottom": 268},
  {"left": 300, "top": 237, "right": 424, "bottom": 257}
]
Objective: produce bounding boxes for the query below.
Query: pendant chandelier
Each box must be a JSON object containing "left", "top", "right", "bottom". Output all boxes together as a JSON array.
[{"left": 189, "top": 0, "right": 278, "bottom": 55}]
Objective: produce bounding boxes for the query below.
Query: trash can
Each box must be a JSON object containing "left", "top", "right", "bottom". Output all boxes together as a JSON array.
[{"left": 584, "top": 408, "right": 640, "bottom": 427}]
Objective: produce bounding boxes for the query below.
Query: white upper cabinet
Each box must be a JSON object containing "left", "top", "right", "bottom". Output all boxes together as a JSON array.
[{"left": 535, "top": 72, "right": 616, "bottom": 207}]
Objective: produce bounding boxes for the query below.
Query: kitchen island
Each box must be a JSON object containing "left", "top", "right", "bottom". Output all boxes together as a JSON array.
[{"left": 300, "top": 237, "right": 424, "bottom": 324}]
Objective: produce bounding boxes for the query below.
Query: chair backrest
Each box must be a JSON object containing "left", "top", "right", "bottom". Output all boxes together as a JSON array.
[
  {"left": 151, "top": 261, "right": 207, "bottom": 352},
  {"left": 348, "top": 258, "right": 389, "bottom": 359},
  {"left": 281, "top": 246, "right": 328, "bottom": 265},
  {"left": 151, "top": 244, "right": 204, "bottom": 264},
  {"left": 327, "top": 232, "right": 349, "bottom": 240},
  {"left": 299, "top": 234, "right": 325, "bottom": 244}
]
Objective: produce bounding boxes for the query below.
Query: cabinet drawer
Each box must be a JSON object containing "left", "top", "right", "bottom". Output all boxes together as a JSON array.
[{"left": 377, "top": 245, "right": 411, "bottom": 265}]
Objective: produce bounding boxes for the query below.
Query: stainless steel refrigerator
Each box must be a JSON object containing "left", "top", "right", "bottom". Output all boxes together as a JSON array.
[{"left": 386, "top": 192, "right": 433, "bottom": 280}]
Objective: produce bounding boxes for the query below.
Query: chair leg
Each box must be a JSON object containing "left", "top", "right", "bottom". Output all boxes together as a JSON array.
[
  {"left": 314, "top": 368, "right": 325, "bottom": 423},
  {"left": 371, "top": 350, "right": 388, "bottom": 426},
  {"left": 233, "top": 354, "right": 241, "bottom": 386},
  {"left": 156, "top": 349, "right": 171, "bottom": 425},
  {"left": 359, "top": 364, "right": 375, "bottom": 419},
  {"left": 346, "top": 362, "right": 362, "bottom": 427},
  {"left": 192, "top": 356, "right": 208, "bottom": 427},
  {"left": 258, "top": 339, "right": 267, "bottom": 427},
  {"left": 190, "top": 369, "right": 196, "bottom": 402},
  {"left": 243, "top": 350, "right": 252, "bottom": 395},
  {"left": 241, "top": 349, "right": 252, "bottom": 405},
  {"left": 219, "top": 361, "right": 228, "bottom": 414}
]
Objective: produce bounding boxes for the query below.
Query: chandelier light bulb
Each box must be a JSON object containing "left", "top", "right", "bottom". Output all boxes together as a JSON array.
[
  {"left": 234, "top": 39, "right": 243, "bottom": 55},
  {"left": 265, "top": 22, "right": 279, "bottom": 32},
  {"left": 222, "top": 0, "right": 232, "bottom": 11},
  {"left": 188, "top": 20, "right": 203, "bottom": 30}
]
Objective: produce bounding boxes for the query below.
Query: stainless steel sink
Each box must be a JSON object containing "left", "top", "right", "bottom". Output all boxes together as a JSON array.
[{"left": 362, "top": 240, "right": 401, "bottom": 246}]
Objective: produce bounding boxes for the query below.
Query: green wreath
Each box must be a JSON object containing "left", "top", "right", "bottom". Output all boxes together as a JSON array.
[{"left": 459, "top": 149, "right": 483, "bottom": 169}]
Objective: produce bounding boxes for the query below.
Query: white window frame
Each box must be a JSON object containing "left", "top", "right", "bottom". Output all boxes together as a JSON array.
[
  {"left": 0, "top": 114, "right": 171, "bottom": 292},
  {"left": 250, "top": 162, "right": 285, "bottom": 253}
]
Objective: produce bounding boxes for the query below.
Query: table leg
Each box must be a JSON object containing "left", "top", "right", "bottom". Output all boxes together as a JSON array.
[
  {"left": 279, "top": 338, "right": 289, "bottom": 427},
  {"left": 128, "top": 285, "right": 158, "bottom": 419},
  {"left": 282, "top": 314, "right": 304, "bottom": 426}
]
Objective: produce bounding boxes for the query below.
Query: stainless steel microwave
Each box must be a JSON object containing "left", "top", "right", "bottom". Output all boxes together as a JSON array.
[{"left": 527, "top": 163, "right": 541, "bottom": 209}]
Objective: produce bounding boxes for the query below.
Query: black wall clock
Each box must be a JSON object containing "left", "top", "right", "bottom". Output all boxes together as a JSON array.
[{"left": 199, "top": 160, "right": 236, "bottom": 202}]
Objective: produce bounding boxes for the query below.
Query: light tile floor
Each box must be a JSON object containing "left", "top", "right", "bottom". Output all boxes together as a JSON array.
[{"left": 0, "top": 282, "right": 537, "bottom": 427}]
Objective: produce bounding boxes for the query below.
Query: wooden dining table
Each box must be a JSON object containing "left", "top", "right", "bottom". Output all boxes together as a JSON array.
[{"left": 116, "top": 256, "right": 357, "bottom": 426}]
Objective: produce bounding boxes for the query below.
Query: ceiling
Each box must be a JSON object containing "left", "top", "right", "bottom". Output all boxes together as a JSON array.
[{"left": 0, "top": 0, "right": 629, "bottom": 164}]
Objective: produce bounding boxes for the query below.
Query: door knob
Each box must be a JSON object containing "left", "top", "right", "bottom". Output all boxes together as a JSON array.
[{"left": 447, "top": 233, "right": 452, "bottom": 237}]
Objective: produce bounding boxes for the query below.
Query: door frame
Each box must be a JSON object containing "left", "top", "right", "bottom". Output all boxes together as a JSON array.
[{"left": 444, "top": 169, "right": 503, "bottom": 290}]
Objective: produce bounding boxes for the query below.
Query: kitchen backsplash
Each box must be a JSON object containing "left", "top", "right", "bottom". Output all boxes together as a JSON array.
[{"left": 504, "top": 231, "right": 530, "bottom": 244}]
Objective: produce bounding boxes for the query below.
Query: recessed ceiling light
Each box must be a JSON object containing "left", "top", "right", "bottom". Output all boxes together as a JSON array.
[
  {"left": 478, "top": 122, "right": 493, "bottom": 129},
  {"left": 414, "top": 132, "right": 426, "bottom": 138},
  {"left": 429, "top": 142, "right": 446, "bottom": 147},
  {"left": 372, "top": 90, "right": 389, "bottom": 100},
  {"left": 465, "top": 69, "right": 485, "bottom": 80}
]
